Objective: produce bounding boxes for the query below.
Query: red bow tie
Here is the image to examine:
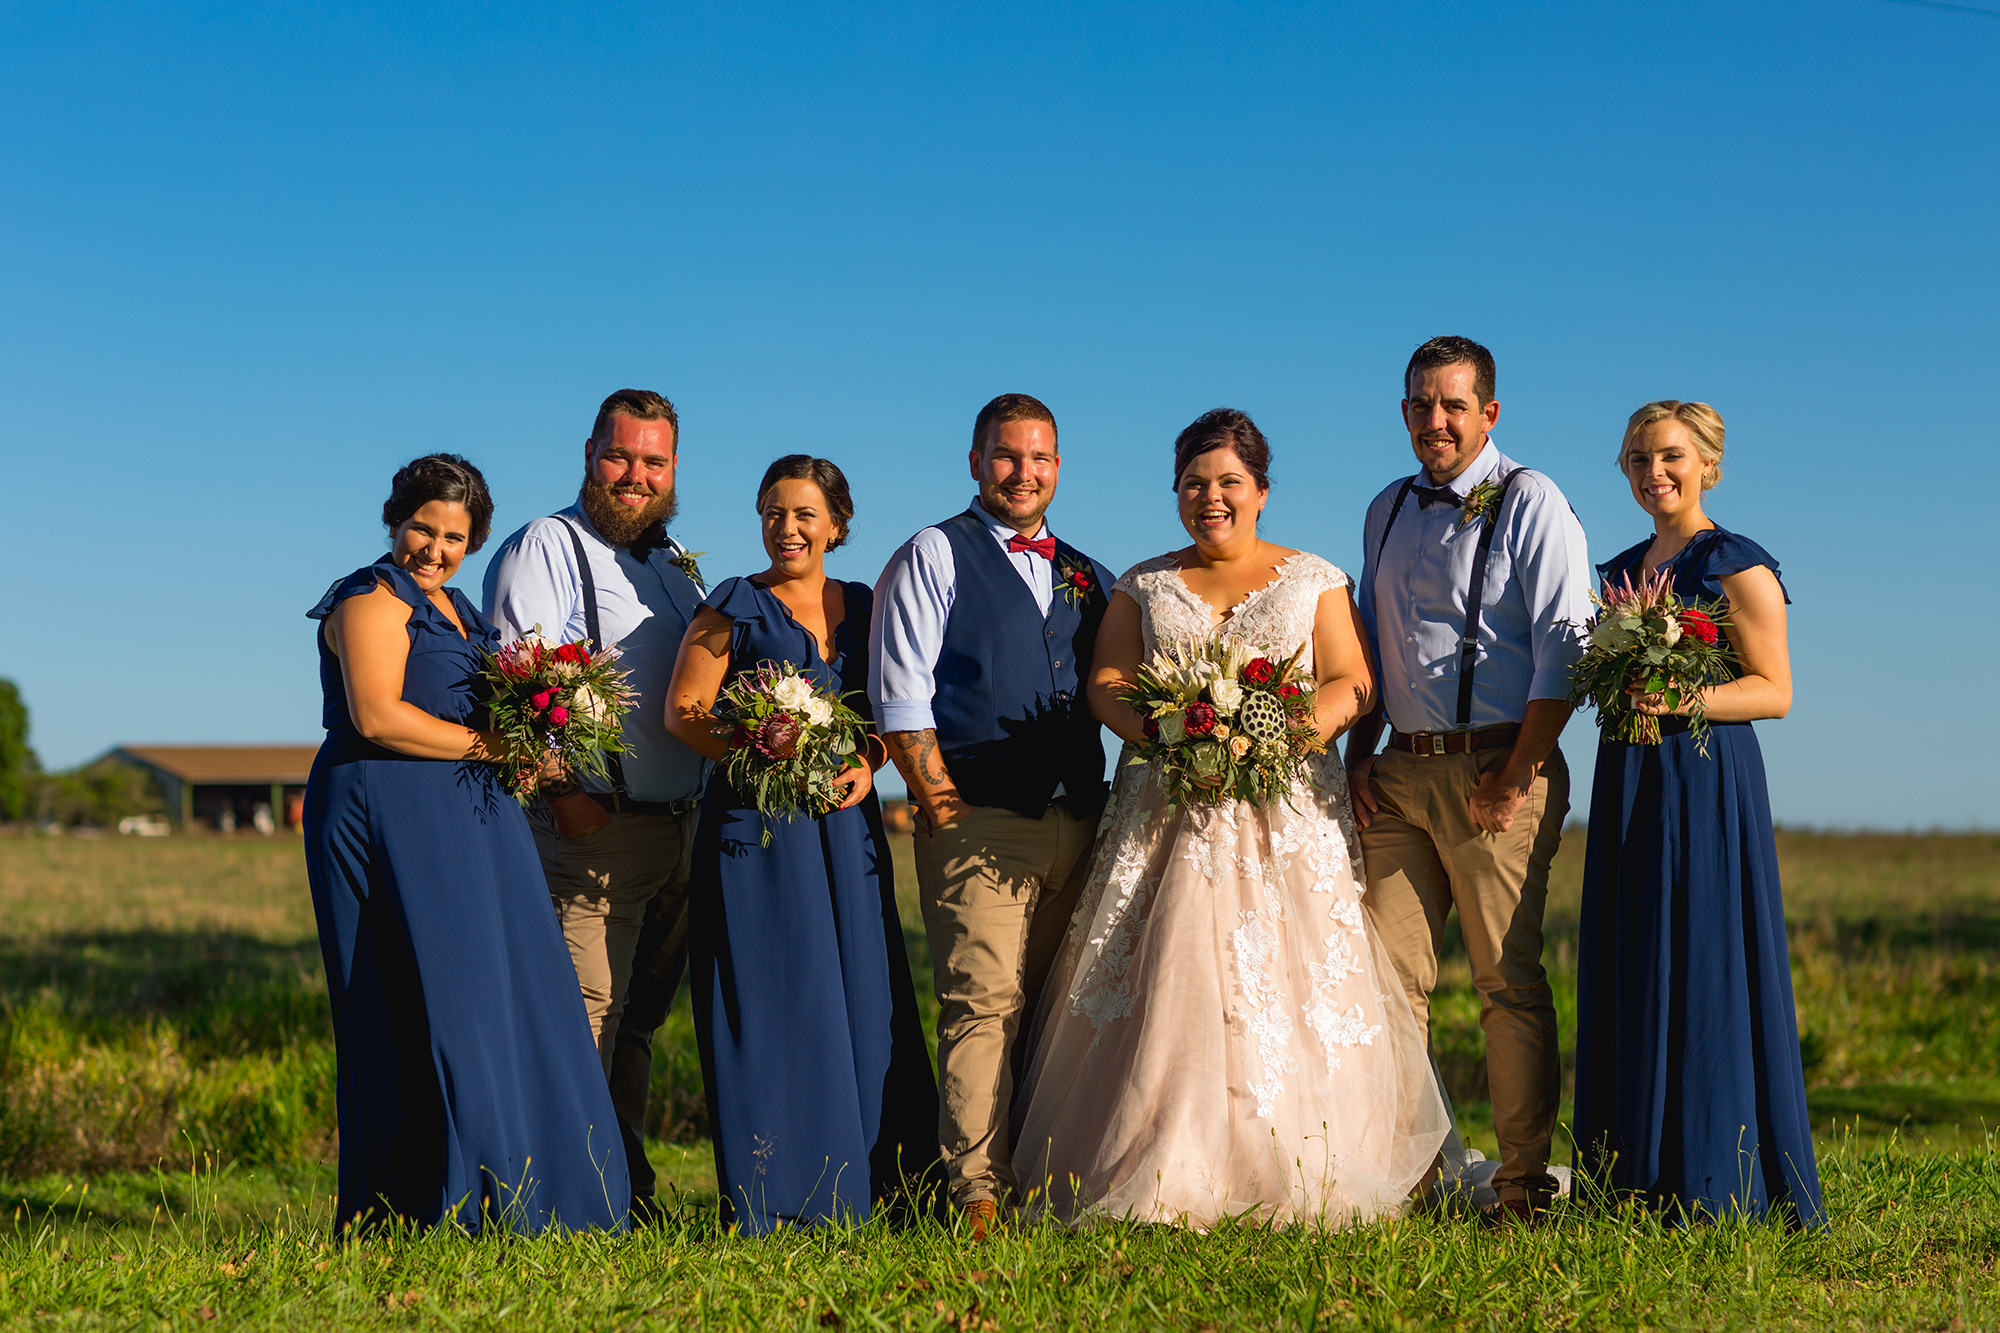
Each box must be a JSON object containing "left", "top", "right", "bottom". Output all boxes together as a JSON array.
[{"left": 1007, "top": 533, "right": 1057, "bottom": 560}]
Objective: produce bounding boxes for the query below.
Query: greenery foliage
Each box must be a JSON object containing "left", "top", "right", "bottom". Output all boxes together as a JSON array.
[
  {"left": 30, "top": 757, "right": 164, "bottom": 830},
  {"left": 0, "top": 679, "right": 37, "bottom": 823}
]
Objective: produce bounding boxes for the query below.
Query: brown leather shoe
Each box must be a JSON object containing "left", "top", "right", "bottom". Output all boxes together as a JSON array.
[
  {"left": 1488, "top": 1197, "right": 1542, "bottom": 1229},
  {"left": 963, "top": 1198, "right": 1000, "bottom": 1242}
]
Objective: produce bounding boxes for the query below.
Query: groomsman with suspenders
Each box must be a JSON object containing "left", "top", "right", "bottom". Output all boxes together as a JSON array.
[
  {"left": 481, "top": 388, "right": 711, "bottom": 1222},
  {"left": 1344, "top": 337, "right": 1593, "bottom": 1222},
  {"left": 870, "top": 393, "right": 1112, "bottom": 1241}
]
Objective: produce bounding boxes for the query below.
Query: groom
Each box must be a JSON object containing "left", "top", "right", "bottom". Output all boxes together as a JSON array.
[
  {"left": 869, "top": 392, "right": 1113, "bottom": 1240},
  {"left": 1344, "top": 336, "right": 1592, "bottom": 1222}
]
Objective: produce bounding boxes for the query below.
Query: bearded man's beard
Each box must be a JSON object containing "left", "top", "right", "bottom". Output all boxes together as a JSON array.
[{"left": 579, "top": 474, "right": 679, "bottom": 547}]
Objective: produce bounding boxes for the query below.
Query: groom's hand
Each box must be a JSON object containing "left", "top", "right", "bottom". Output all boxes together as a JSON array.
[
  {"left": 917, "top": 793, "right": 974, "bottom": 835},
  {"left": 1469, "top": 769, "right": 1530, "bottom": 834},
  {"left": 1346, "top": 754, "right": 1380, "bottom": 830}
]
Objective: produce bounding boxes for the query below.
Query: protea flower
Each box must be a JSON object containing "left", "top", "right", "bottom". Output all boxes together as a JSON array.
[{"left": 757, "top": 712, "right": 801, "bottom": 760}]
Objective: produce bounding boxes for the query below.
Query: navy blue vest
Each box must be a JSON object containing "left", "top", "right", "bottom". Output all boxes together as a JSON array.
[{"left": 931, "top": 511, "right": 1109, "bottom": 818}]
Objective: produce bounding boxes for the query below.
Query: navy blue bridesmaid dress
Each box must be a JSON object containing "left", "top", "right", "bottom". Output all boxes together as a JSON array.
[
  {"left": 1572, "top": 529, "right": 1825, "bottom": 1228},
  {"left": 689, "top": 576, "right": 940, "bottom": 1234},
  {"left": 303, "top": 556, "right": 629, "bottom": 1234}
]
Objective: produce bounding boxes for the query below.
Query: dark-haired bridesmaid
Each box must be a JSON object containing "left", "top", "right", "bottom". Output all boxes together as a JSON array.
[
  {"left": 666, "top": 455, "right": 939, "bottom": 1234},
  {"left": 304, "top": 454, "right": 629, "bottom": 1235},
  {"left": 1572, "top": 403, "right": 1825, "bottom": 1229}
]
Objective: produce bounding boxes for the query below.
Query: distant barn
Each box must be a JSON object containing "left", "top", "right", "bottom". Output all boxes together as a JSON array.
[{"left": 110, "top": 744, "right": 319, "bottom": 831}]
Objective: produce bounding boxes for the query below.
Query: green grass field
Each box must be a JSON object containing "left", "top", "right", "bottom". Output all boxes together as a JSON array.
[{"left": 0, "top": 829, "right": 1995, "bottom": 1329}]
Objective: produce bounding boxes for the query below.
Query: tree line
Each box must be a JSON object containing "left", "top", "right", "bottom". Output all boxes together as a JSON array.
[{"left": 0, "top": 680, "right": 164, "bottom": 828}]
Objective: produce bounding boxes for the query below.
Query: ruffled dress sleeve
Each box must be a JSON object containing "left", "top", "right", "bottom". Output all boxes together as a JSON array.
[
  {"left": 308, "top": 557, "right": 421, "bottom": 622},
  {"left": 1697, "top": 531, "right": 1789, "bottom": 605}
]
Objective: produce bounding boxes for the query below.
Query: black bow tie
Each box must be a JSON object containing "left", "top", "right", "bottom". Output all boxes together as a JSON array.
[
  {"left": 627, "top": 521, "right": 673, "bottom": 562},
  {"left": 1413, "top": 483, "right": 1462, "bottom": 509}
]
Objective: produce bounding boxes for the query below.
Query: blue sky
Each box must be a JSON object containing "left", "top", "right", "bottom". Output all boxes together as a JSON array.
[{"left": 2, "top": 1, "right": 1994, "bottom": 828}]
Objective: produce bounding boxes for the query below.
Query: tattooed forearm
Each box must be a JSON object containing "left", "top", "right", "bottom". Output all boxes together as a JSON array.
[{"left": 885, "top": 728, "right": 963, "bottom": 820}]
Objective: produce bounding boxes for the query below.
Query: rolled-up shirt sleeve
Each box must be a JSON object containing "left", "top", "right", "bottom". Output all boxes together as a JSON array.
[
  {"left": 868, "top": 530, "right": 955, "bottom": 734},
  {"left": 481, "top": 524, "right": 580, "bottom": 643},
  {"left": 1511, "top": 482, "right": 1594, "bottom": 703}
]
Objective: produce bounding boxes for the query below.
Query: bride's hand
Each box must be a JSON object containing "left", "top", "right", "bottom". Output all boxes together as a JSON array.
[
  {"left": 1625, "top": 674, "right": 1689, "bottom": 717},
  {"left": 831, "top": 761, "right": 873, "bottom": 810}
]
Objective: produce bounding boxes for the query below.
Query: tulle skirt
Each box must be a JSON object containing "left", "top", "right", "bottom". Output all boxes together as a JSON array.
[{"left": 1015, "top": 752, "right": 1449, "bottom": 1229}]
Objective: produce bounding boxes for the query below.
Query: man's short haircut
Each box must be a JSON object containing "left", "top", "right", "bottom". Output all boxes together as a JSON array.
[
  {"left": 1404, "top": 336, "right": 1497, "bottom": 405},
  {"left": 972, "top": 393, "right": 1058, "bottom": 456},
  {"left": 590, "top": 388, "right": 679, "bottom": 448}
]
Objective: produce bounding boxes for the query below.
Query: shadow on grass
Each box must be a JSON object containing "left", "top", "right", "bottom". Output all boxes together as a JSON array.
[
  {"left": 0, "top": 930, "right": 326, "bottom": 1052},
  {"left": 1809, "top": 1080, "right": 2000, "bottom": 1135}
]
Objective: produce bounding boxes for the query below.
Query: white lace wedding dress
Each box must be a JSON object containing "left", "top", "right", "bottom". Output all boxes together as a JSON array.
[{"left": 1015, "top": 550, "right": 1450, "bottom": 1228}]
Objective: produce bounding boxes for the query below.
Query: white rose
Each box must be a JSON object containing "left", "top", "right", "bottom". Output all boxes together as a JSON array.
[
  {"left": 802, "top": 696, "right": 834, "bottom": 728},
  {"left": 1157, "top": 710, "right": 1188, "bottom": 745},
  {"left": 573, "top": 685, "right": 608, "bottom": 723},
  {"left": 1660, "top": 619, "right": 1683, "bottom": 648},
  {"left": 1209, "top": 678, "right": 1243, "bottom": 715},
  {"left": 770, "top": 675, "right": 814, "bottom": 711},
  {"left": 1590, "top": 619, "right": 1629, "bottom": 652},
  {"left": 1229, "top": 735, "right": 1252, "bottom": 760}
]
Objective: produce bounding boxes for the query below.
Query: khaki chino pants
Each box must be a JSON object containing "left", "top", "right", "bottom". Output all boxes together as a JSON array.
[
  {"left": 529, "top": 806, "right": 698, "bottom": 1203},
  {"left": 1359, "top": 743, "right": 1569, "bottom": 1204},
  {"left": 915, "top": 803, "right": 1096, "bottom": 1209}
]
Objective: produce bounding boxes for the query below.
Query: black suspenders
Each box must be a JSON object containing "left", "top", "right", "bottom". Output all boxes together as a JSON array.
[
  {"left": 556, "top": 515, "right": 630, "bottom": 796},
  {"left": 1374, "top": 469, "right": 1525, "bottom": 731}
]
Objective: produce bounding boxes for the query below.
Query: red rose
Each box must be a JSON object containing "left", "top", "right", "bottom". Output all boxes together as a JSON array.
[
  {"left": 1142, "top": 716, "right": 1159, "bottom": 741},
  {"left": 1278, "top": 683, "right": 1303, "bottom": 699},
  {"left": 531, "top": 689, "right": 554, "bottom": 711},
  {"left": 1069, "top": 570, "right": 1093, "bottom": 590},
  {"left": 554, "top": 643, "right": 586, "bottom": 664},
  {"left": 547, "top": 705, "right": 570, "bottom": 727},
  {"left": 1184, "top": 701, "right": 1217, "bottom": 737},
  {"left": 1678, "top": 609, "right": 1718, "bottom": 645},
  {"left": 1243, "top": 657, "right": 1276, "bottom": 686},
  {"left": 729, "top": 722, "right": 753, "bottom": 750}
]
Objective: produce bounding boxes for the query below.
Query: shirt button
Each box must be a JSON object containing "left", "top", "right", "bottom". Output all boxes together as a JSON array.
[
  {"left": 1046, "top": 629, "right": 1055, "bottom": 638},
  {"left": 1053, "top": 660, "right": 1062, "bottom": 668}
]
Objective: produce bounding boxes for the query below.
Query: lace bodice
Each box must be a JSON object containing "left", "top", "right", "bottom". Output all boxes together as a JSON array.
[{"left": 1116, "top": 550, "right": 1350, "bottom": 668}]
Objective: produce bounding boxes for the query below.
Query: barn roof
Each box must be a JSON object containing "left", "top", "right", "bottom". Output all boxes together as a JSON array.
[{"left": 112, "top": 744, "right": 321, "bottom": 784}]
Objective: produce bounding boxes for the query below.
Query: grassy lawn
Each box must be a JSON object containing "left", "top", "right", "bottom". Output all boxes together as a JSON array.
[{"left": 0, "top": 828, "right": 1995, "bottom": 1328}]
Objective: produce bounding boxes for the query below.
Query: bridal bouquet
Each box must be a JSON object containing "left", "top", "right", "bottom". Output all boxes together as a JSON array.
[
  {"left": 1119, "top": 633, "right": 1324, "bottom": 813},
  {"left": 480, "top": 628, "right": 637, "bottom": 805},
  {"left": 711, "top": 661, "right": 870, "bottom": 844},
  {"left": 1565, "top": 569, "right": 1738, "bottom": 754}
]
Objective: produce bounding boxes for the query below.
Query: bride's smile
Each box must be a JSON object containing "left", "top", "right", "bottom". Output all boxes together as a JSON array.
[{"left": 1177, "top": 449, "right": 1267, "bottom": 550}]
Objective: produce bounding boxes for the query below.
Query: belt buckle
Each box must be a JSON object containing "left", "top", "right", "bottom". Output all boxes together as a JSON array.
[{"left": 1410, "top": 731, "right": 1446, "bottom": 757}]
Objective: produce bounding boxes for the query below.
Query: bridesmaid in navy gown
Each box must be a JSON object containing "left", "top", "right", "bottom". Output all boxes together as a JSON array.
[
  {"left": 1572, "top": 403, "right": 1825, "bottom": 1228},
  {"left": 305, "top": 455, "right": 629, "bottom": 1235},
  {"left": 666, "top": 455, "right": 939, "bottom": 1234}
]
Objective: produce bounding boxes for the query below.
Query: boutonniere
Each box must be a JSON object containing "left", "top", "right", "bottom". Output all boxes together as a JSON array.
[
  {"left": 671, "top": 549, "right": 709, "bottom": 592},
  {"left": 1055, "top": 556, "right": 1096, "bottom": 609},
  {"left": 1457, "top": 480, "right": 1503, "bottom": 531}
]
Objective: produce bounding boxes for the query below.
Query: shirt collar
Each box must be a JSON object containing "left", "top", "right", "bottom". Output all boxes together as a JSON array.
[{"left": 968, "top": 496, "right": 1054, "bottom": 547}]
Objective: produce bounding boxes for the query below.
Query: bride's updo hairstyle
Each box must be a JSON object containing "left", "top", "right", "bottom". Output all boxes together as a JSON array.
[
  {"left": 1620, "top": 400, "right": 1726, "bottom": 491},
  {"left": 382, "top": 453, "right": 494, "bottom": 552},
  {"left": 756, "top": 454, "right": 855, "bottom": 551},
  {"left": 1172, "top": 408, "right": 1272, "bottom": 491}
]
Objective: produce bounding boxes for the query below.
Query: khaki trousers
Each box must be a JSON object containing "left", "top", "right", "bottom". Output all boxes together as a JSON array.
[
  {"left": 915, "top": 803, "right": 1096, "bottom": 1209},
  {"left": 529, "top": 806, "right": 698, "bottom": 1202},
  {"left": 1359, "top": 743, "right": 1568, "bottom": 1204}
]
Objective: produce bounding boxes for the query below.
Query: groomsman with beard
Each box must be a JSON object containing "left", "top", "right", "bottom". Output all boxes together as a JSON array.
[
  {"left": 482, "top": 388, "right": 711, "bottom": 1223},
  {"left": 870, "top": 393, "right": 1114, "bottom": 1240},
  {"left": 1343, "top": 337, "right": 1593, "bottom": 1224}
]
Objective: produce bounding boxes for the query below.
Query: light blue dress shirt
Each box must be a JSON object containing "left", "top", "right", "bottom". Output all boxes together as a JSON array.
[
  {"left": 1356, "top": 443, "right": 1593, "bottom": 736},
  {"left": 481, "top": 503, "right": 711, "bottom": 803},
  {"left": 867, "top": 498, "right": 1064, "bottom": 736}
]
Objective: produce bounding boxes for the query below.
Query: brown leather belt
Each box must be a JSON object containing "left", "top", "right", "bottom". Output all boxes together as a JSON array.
[{"left": 1388, "top": 725, "right": 1520, "bottom": 758}]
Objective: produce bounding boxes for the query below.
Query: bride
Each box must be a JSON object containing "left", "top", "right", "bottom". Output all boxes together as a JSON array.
[{"left": 1015, "top": 409, "right": 1449, "bottom": 1228}]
